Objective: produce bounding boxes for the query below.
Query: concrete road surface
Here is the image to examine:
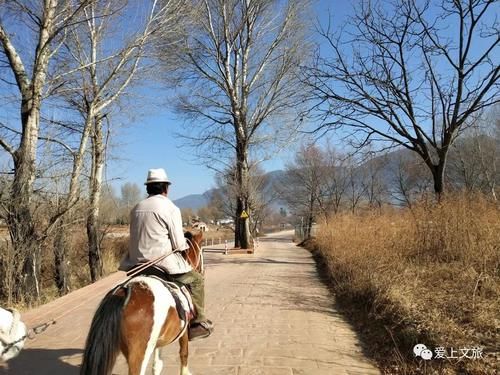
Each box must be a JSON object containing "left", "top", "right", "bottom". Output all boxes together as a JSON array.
[{"left": 1, "top": 230, "right": 379, "bottom": 375}]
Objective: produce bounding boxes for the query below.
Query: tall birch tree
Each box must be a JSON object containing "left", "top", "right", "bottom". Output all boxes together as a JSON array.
[
  {"left": 168, "top": 0, "right": 312, "bottom": 248},
  {"left": 55, "top": 0, "right": 186, "bottom": 285},
  {"left": 0, "top": 0, "right": 93, "bottom": 302}
]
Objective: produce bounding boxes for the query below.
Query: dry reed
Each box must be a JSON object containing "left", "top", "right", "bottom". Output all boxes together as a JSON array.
[{"left": 313, "top": 194, "right": 499, "bottom": 374}]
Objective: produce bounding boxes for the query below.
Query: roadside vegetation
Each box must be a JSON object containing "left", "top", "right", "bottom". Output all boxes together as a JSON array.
[{"left": 307, "top": 194, "right": 499, "bottom": 374}]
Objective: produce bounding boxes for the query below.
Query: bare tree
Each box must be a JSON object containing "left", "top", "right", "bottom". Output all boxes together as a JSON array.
[
  {"left": 360, "top": 154, "right": 389, "bottom": 210},
  {"left": 99, "top": 185, "right": 120, "bottom": 224},
  {"left": 318, "top": 147, "right": 349, "bottom": 216},
  {"left": 180, "top": 207, "right": 196, "bottom": 225},
  {"left": 210, "top": 171, "right": 238, "bottom": 225},
  {"left": 211, "top": 162, "right": 270, "bottom": 238},
  {"left": 120, "top": 182, "right": 142, "bottom": 212},
  {"left": 168, "top": 0, "right": 312, "bottom": 248},
  {"left": 245, "top": 164, "right": 272, "bottom": 236},
  {"left": 0, "top": 0, "right": 93, "bottom": 302},
  {"left": 448, "top": 134, "right": 496, "bottom": 194},
  {"left": 305, "top": 0, "right": 499, "bottom": 198},
  {"left": 346, "top": 163, "right": 367, "bottom": 214},
  {"left": 279, "top": 143, "right": 325, "bottom": 239},
  {"left": 50, "top": 0, "right": 186, "bottom": 284},
  {"left": 390, "top": 151, "right": 432, "bottom": 208},
  {"left": 447, "top": 107, "right": 499, "bottom": 199}
]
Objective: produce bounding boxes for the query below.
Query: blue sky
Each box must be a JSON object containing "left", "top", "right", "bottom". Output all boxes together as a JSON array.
[
  {"left": 3, "top": 1, "right": 494, "bottom": 201},
  {"left": 0, "top": 0, "right": 353, "bottom": 201},
  {"left": 107, "top": 0, "right": 348, "bottom": 200}
]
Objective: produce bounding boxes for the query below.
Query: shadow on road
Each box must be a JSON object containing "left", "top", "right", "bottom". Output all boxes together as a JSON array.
[
  {"left": 1, "top": 348, "right": 82, "bottom": 375},
  {"left": 206, "top": 256, "right": 314, "bottom": 267}
]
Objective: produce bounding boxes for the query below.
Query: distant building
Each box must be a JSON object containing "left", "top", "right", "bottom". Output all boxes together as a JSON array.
[
  {"left": 193, "top": 222, "right": 209, "bottom": 232},
  {"left": 217, "top": 218, "right": 233, "bottom": 226}
]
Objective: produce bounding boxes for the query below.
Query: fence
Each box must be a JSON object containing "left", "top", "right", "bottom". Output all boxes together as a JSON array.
[
  {"left": 201, "top": 238, "right": 227, "bottom": 247},
  {"left": 201, "top": 235, "right": 259, "bottom": 255}
]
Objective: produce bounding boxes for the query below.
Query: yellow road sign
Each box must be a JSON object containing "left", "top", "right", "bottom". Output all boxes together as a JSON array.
[{"left": 240, "top": 210, "right": 249, "bottom": 219}]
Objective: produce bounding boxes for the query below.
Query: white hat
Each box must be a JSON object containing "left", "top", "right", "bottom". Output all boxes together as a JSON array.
[{"left": 144, "top": 168, "right": 171, "bottom": 185}]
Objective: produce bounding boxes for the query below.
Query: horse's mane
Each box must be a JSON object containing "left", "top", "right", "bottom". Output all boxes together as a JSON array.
[{"left": 184, "top": 231, "right": 202, "bottom": 243}]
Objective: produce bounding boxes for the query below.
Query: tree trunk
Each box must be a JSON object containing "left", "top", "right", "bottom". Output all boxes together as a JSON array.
[
  {"left": 6, "top": 201, "right": 39, "bottom": 303},
  {"left": 1, "top": 0, "right": 58, "bottom": 303},
  {"left": 306, "top": 190, "right": 314, "bottom": 239},
  {"left": 234, "top": 140, "right": 252, "bottom": 249},
  {"left": 234, "top": 196, "right": 251, "bottom": 249},
  {"left": 7, "top": 111, "right": 41, "bottom": 303},
  {"left": 234, "top": 198, "right": 242, "bottom": 248},
  {"left": 53, "top": 222, "right": 70, "bottom": 295},
  {"left": 87, "top": 117, "right": 105, "bottom": 281},
  {"left": 431, "top": 157, "right": 447, "bottom": 201},
  {"left": 241, "top": 212, "right": 250, "bottom": 249},
  {"left": 86, "top": 217, "right": 102, "bottom": 282},
  {"left": 50, "top": 112, "right": 94, "bottom": 287}
]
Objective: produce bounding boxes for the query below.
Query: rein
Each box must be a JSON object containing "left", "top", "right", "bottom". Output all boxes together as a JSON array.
[
  {"left": 126, "top": 237, "right": 203, "bottom": 279},
  {"left": 126, "top": 253, "right": 170, "bottom": 279},
  {"left": 0, "top": 309, "right": 55, "bottom": 356}
]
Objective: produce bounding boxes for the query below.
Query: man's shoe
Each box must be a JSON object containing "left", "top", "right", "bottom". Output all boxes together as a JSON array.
[{"left": 188, "top": 322, "right": 212, "bottom": 341}]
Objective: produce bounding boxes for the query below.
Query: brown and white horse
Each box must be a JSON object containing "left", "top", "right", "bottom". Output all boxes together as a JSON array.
[{"left": 80, "top": 232, "right": 204, "bottom": 375}]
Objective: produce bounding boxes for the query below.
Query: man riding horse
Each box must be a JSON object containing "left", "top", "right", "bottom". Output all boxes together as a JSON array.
[{"left": 119, "top": 168, "right": 213, "bottom": 341}]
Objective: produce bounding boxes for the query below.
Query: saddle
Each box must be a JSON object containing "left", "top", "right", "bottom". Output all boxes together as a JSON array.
[{"left": 126, "top": 265, "right": 196, "bottom": 323}]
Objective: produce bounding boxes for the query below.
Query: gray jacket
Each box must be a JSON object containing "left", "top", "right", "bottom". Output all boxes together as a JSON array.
[{"left": 119, "top": 194, "right": 192, "bottom": 274}]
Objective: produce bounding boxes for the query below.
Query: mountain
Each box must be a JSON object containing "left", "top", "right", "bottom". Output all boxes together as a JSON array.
[
  {"left": 173, "top": 189, "right": 217, "bottom": 210},
  {"left": 174, "top": 135, "right": 499, "bottom": 211},
  {"left": 173, "top": 171, "right": 287, "bottom": 211},
  {"left": 172, "top": 152, "right": 408, "bottom": 211}
]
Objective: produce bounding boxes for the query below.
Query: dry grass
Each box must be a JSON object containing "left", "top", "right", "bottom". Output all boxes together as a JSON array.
[
  {"left": 311, "top": 194, "right": 499, "bottom": 374},
  {"left": 37, "top": 230, "right": 129, "bottom": 305}
]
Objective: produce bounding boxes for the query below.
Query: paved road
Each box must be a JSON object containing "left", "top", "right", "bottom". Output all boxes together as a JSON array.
[{"left": 1, "top": 231, "right": 379, "bottom": 375}]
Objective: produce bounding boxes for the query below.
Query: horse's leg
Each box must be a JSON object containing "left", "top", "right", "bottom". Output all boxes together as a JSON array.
[
  {"left": 179, "top": 330, "right": 191, "bottom": 375},
  {"left": 123, "top": 340, "right": 149, "bottom": 375},
  {"left": 152, "top": 348, "right": 163, "bottom": 375},
  {"left": 121, "top": 283, "right": 155, "bottom": 375}
]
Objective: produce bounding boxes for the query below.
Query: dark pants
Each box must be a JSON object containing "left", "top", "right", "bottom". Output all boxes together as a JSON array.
[{"left": 167, "top": 270, "right": 206, "bottom": 323}]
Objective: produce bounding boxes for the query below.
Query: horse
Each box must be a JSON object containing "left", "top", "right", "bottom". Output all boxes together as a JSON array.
[
  {"left": 80, "top": 231, "right": 204, "bottom": 375},
  {"left": 0, "top": 307, "right": 27, "bottom": 362}
]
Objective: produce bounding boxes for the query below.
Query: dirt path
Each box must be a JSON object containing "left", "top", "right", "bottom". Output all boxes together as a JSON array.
[{"left": 2, "top": 231, "right": 379, "bottom": 375}]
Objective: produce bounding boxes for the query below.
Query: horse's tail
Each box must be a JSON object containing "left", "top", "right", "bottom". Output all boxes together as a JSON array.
[{"left": 80, "top": 286, "right": 129, "bottom": 375}]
